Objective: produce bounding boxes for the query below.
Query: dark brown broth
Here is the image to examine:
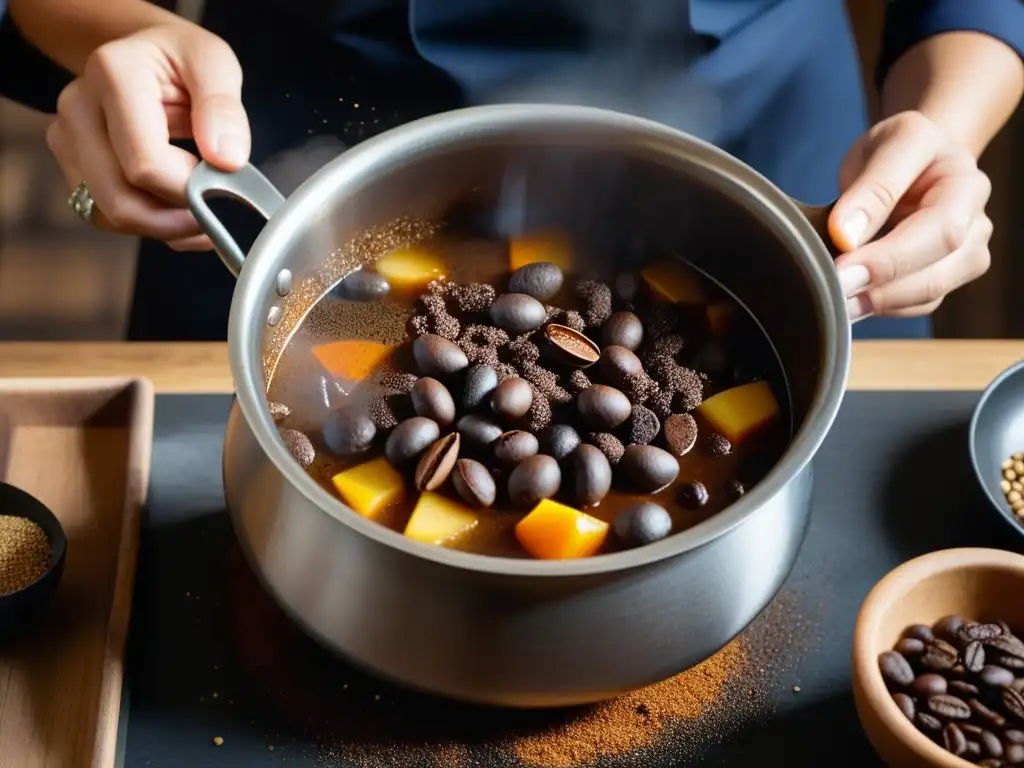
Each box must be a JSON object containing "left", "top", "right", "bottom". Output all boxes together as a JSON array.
[{"left": 267, "top": 234, "right": 790, "bottom": 558}]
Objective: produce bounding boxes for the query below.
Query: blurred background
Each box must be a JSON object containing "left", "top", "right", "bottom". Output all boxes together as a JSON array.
[{"left": 0, "top": 0, "right": 1020, "bottom": 341}]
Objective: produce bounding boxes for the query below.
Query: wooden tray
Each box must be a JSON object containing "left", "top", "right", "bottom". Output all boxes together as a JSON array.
[{"left": 0, "top": 378, "right": 154, "bottom": 768}]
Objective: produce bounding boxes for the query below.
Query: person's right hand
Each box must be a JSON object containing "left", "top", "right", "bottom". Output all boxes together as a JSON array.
[{"left": 47, "top": 21, "right": 250, "bottom": 250}]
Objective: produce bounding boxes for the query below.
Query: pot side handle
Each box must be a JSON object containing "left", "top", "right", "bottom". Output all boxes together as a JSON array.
[
  {"left": 790, "top": 199, "right": 841, "bottom": 260},
  {"left": 186, "top": 161, "right": 286, "bottom": 278}
]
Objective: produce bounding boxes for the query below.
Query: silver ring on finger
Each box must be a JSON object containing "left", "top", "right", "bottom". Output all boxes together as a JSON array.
[{"left": 68, "top": 181, "right": 97, "bottom": 226}]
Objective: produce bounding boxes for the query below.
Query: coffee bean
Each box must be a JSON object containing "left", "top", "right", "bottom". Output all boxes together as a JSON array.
[
  {"left": 997, "top": 653, "right": 1024, "bottom": 672},
  {"left": 988, "top": 635, "right": 1024, "bottom": 661},
  {"left": 916, "top": 712, "right": 943, "bottom": 735},
  {"left": 726, "top": 479, "right": 746, "bottom": 500},
  {"left": 491, "top": 377, "right": 534, "bottom": 420},
  {"left": 323, "top": 407, "right": 376, "bottom": 457},
  {"left": 895, "top": 638, "right": 926, "bottom": 657},
  {"left": 982, "top": 730, "right": 1005, "bottom": 759},
  {"left": 508, "top": 262, "right": 564, "bottom": 301},
  {"left": 613, "top": 502, "right": 673, "bottom": 548},
  {"left": 903, "top": 624, "right": 936, "bottom": 643},
  {"left": 461, "top": 364, "right": 498, "bottom": 412},
  {"left": 928, "top": 694, "right": 971, "bottom": 720},
  {"left": 881, "top": 651, "right": 917, "bottom": 689},
  {"left": 962, "top": 623, "right": 1005, "bottom": 643},
  {"left": 385, "top": 417, "right": 440, "bottom": 467},
  {"left": 411, "top": 377, "right": 456, "bottom": 428},
  {"left": 1004, "top": 687, "right": 1024, "bottom": 722},
  {"left": 979, "top": 759, "right": 1002, "bottom": 767},
  {"left": 508, "top": 455, "right": 561, "bottom": 507},
  {"left": 281, "top": 429, "right": 315, "bottom": 468},
  {"left": 414, "top": 433, "right": 461, "bottom": 491},
  {"left": 970, "top": 698, "right": 1007, "bottom": 728},
  {"left": 965, "top": 741, "right": 982, "bottom": 759},
  {"left": 413, "top": 334, "right": 470, "bottom": 378},
  {"left": 614, "top": 272, "right": 640, "bottom": 304},
  {"left": 949, "top": 680, "right": 981, "bottom": 697},
  {"left": 451, "top": 458, "right": 496, "bottom": 508},
  {"left": 456, "top": 414, "right": 503, "bottom": 447},
  {"left": 544, "top": 324, "right": 600, "bottom": 367},
  {"left": 921, "top": 639, "right": 959, "bottom": 671},
  {"left": 1009, "top": 743, "right": 1024, "bottom": 764},
  {"left": 961, "top": 723, "right": 985, "bottom": 737},
  {"left": 1005, "top": 729, "right": 1024, "bottom": 744},
  {"left": 663, "top": 413, "right": 698, "bottom": 457},
  {"left": 489, "top": 293, "right": 547, "bottom": 334},
  {"left": 943, "top": 723, "right": 968, "bottom": 756},
  {"left": 892, "top": 692, "right": 915, "bottom": 722},
  {"left": 601, "top": 312, "right": 644, "bottom": 351},
  {"left": 913, "top": 674, "right": 948, "bottom": 696},
  {"left": 539, "top": 424, "right": 581, "bottom": 462},
  {"left": 934, "top": 615, "right": 967, "bottom": 644},
  {"left": 334, "top": 268, "right": 391, "bottom": 302},
  {"left": 966, "top": 641, "right": 988, "bottom": 673},
  {"left": 596, "top": 346, "right": 644, "bottom": 386},
  {"left": 678, "top": 481, "right": 709, "bottom": 509},
  {"left": 982, "top": 665, "right": 1016, "bottom": 688},
  {"left": 578, "top": 385, "right": 632, "bottom": 430},
  {"left": 571, "top": 444, "right": 613, "bottom": 507},
  {"left": 494, "top": 431, "right": 540, "bottom": 464},
  {"left": 621, "top": 445, "right": 680, "bottom": 492}
]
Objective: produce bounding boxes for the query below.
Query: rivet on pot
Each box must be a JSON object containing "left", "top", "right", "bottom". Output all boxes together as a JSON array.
[
  {"left": 276, "top": 269, "right": 293, "bottom": 297},
  {"left": 268, "top": 305, "right": 282, "bottom": 326}
]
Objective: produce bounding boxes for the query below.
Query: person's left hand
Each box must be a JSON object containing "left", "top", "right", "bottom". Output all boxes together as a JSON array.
[{"left": 828, "top": 110, "right": 993, "bottom": 321}]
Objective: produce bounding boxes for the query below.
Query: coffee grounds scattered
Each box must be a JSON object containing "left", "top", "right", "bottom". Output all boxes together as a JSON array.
[
  {"left": 419, "top": 292, "right": 462, "bottom": 341},
  {"left": 647, "top": 390, "right": 675, "bottom": 420},
  {"left": 377, "top": 367, "right": 418, "bottom": 395},
  {"left": 519, "top": 363, "right": 573, "bottom": 405},
  {"left": 507, "top": 335, "right": 541, "bottom": 366},
  {"left": 587, "top": 432, "right": 625, "bottom": 465},
  {"left": 574, "top": 279, "right": 613, "bottom": 328},
  {"left": 523, "top": 390, "right": 553, "bottom": 432},
  {"left": 494, "top": 362, "right": 519, "bottom": 383},
  {"left": 650, "top": 358, "right": 704, "bottom": 412},
  {"left": 643, "top": 303, "right": 681, "bottom": 338},
  {"left": 368, "top": 393, "right": 404, "bottom": 429},
  {"left": 446, "top": 282, "right": 496, "bottom": 314},
  {"left": 566, "top": 369, "right": 591, "bottom": 394},
  {"left": 621, "top": 371, "right": 659, "bottom": 406},
  {"left": 547, "top": 307, "right": 587, "bottom": 333},
  {"left": 622, "top": 405, "right": 660, "bottom": 446}
]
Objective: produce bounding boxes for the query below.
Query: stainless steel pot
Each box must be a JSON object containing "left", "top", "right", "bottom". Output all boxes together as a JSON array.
[{"left": 187, "top": 104, "right": 850, "bottom": 708}]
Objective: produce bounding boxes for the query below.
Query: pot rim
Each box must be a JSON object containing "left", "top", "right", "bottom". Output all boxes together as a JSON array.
[{"left": 228, "top": 103, "right": 851, "bottom": 577}]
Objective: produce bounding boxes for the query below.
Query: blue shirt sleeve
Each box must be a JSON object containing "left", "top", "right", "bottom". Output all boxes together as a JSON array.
[{"left": 879, "top": 0, "right": 1024, "bottom": 85}]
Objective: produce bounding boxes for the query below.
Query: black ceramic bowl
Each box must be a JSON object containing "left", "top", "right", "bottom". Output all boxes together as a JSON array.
[
  {"left": 969, "top": 359, "right": 1024, "bottom": 540},
  {"left": 0, "top": 481, "right": 67, "bottom": 632}
]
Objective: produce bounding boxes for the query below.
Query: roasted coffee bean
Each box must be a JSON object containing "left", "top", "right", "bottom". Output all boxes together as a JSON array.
[
  {"left": 962, "top": 623, "right": 1005, "bottom": 643},
  {"left": 943, "top": 723, "right": 968, "bottom": 756},
  {"left": 1010, "top": 743, "right": 1024, "bottom": 764},
  {"left": 916, "top": 712, "right": 943, "bottom": 735},
  {"left": 927, "top": 694, "right": 971, "bottom": 720},
  {"left": 571, "top": 444, "right": 613, "bottom": 507},
  {"left": 997, "top": 654, "right": 1024, "bottom": 672},
  {"left": 982, "top": 730, "right": 1005, "bottom": 759},
  {"left": 491, "top": 377, "right": 534, "bottom": 419},
  {"left": 384, "top": 417, "right": 440, "bottom": 467},
  {"left": 461, "top": 364, "right": 498, "bottom": 412},
  {"left": 921, "top": 639, "right": 959, "bottom": 671},
  {"left": 934, "top": 615, "right": 967, "bottom": 644},
  {"left": 494, "top": 431, "right": 540, "bottom": 464},
  {"left": 913, "top": 674, "right": 948, "bottom": 696},
  {"left": 621, "top": 445, "right": 680, "bottom": 492},
  {"left": 961, "top": 723, "right": 985, "bottom": 737},
  {"left": 965, "top": 741, "right": 982, "bottom": 759},
  {"left": 601, "top": 312, "right": 644, "bottom": 351},
  {"left": 966, "top": 641, "right": 988, "bottom": 673},
  {"left": 411, "top": 377, "right": 457, "bottom": 428},
  {"left": 489, "top": 293, "right": 547, "bottom": 334},
  {"left": 895, "top": 638, "right": 926, "bottom": 657},
  {"left": 880, "top": 651, "right": 916, "bottom": 689},
  {"left": 414, "top": 433, "right": 461, "bottom": 491},
  {"left": 323, "top": 407, "right": 377, "bottom": 457},
  {"left": 979, "top": 759, "right": 1002, "bottom": 767},
  {"left": 613, "top": 502, "right": 673, "bottom": 548},
  {"left": 970, "top": 698, "right": 1007, "bottom": 728},
  {"left": 544, "top": 324, "right": 600, "bottom": 367},
  {"left": 334, "top": 268, "right": 391, "bottom": 302},
  {"left": 1005, "top": 729, "right": 1024, "bottom": 744},
  {"left": 893, "top": 692, "right": 916, "bottom": 722},
  {"left": 596, "top": 345, "right": 644, "bottom": 386},
  {"left": 614, "top": 272, "right": 640, "bottom": 304},
  {"left": 1004, "top": 687, "right": 1024, "bottom": 722},
  {"left": 281, "top": 429, "right": 315, "bottom": 468},
  {"left": 413, "top": 334, "right": 470, "bottom": 378},
  {"left": 903, "top": 624, "right": 936, "bottom": 643},
  {"left": 451, "top": 458, "right": 497, "bottom": 508},
  {"left": 678, "top": 481, "right": 709, "bottom": 509},
  {"left": 982, "top": 665, "right": 1016, "bottom": 688},
  {"left": 508, "top": 455, "right": 561, "bottom": 507},
  {"left": 578, "top": 385, "right": 632, "bottom": 430},
  {"left": 508, "top": 262, "right": 564, "bottom": 301},
  {"left": 539, "top": 424, "right": 582, "bottom": 462},
  {"left": 987, "top": 635, "right": 1024, "bottom": 661},
  {"left": 949, "top": 680, "right": 981, "bottom": 697},
  {"left": 456, "top": 414, "right": 503, "bottom": 447},
  {"left": 950, "top": 664, "right": 968, "bottom": 679},
  {"left": 663, "top": 413, "right": 699, "bottom": 457}
]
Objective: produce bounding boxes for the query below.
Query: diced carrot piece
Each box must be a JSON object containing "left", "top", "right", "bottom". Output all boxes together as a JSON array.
[
  {"left": 375, "top": 247, "right": 446, "bottom": 290},
  {"left": 696, "top": 381, "right": 780, "bottom": 445},
  {"left": 332, "top": 456, "right": 406, "bottom": 520},
  {"left": 311, "top": 340, "right": 395, "bottom": 381},
  {"left": 404, "top": 491, "right": 479, "bottom": 545},
  {"left": 706, "top": 301, "right": 737, "bottom": 336},
  {"left": 509, "top": 231, "right": 573, "bottom": 272},
  {"left": 641, "top": 259, "right": 706, "bottom": 304},
  {"left": 515, "top": 499, "right": 609, "bottom": 560}
]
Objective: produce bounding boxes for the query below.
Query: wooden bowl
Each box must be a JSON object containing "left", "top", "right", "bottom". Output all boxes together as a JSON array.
[{"left": 852, "top": 548, "right": 1024, "bottom": 768}]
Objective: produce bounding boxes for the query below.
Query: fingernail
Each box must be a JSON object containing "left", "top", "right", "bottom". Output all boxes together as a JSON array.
[
  {"left": 838, "top": 264, "right": 871, "bottom": 297},
  {"left": 841, "top": 209, "right": 869, "bottom": 249},
  {"left": 847, "top": 294, "right": 873, "bottom": 322},
  {"left": 215, "top": 136, "right": 248, "bottom": 167}
]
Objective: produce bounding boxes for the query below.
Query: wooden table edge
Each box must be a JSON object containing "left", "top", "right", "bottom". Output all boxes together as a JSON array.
[{"left": 1, "top": 340, "right": 1022, "bottom": 394}]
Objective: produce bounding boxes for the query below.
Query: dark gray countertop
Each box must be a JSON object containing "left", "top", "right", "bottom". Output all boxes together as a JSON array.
[{"left": 121, "top": 392, "right": 1019, "bottom": 767}]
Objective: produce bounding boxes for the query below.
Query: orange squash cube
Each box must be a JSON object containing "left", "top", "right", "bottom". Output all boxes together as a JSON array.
[
  {"left": 311, "top": 340, "right": 395, "bottom": 382},
  {"left": 696, "top": 381, "right": 780, "bottom": 445},
  {"left": 515, "top": 499, "right": 609, "bottom": 560},
  {"left": 332, "top": 456, "right": 406, "bottom": 519},
  {"left": 404, "top": 492, "right": 479, "bottom": 545},
  {"left": 509, "top": 231, "right": 573, "bottom": 272},
  {"left": 374, "top": 247, "right": 446, "bottom": 290},
  {"left": 640, "top": 259, "right": 706, "bottom": 304}
]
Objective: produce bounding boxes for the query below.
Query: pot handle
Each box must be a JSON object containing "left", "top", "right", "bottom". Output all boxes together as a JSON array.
[
  {"left": 186, "top": 161, "right": 286, "bottom": 277},
  {"left": 790, "top": 199, "right": 841, "bottom": 259}
]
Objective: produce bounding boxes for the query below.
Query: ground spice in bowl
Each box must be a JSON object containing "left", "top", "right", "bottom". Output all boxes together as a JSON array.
[{"left": 0, "top": 515, "right": 51, "bottom": 595}]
